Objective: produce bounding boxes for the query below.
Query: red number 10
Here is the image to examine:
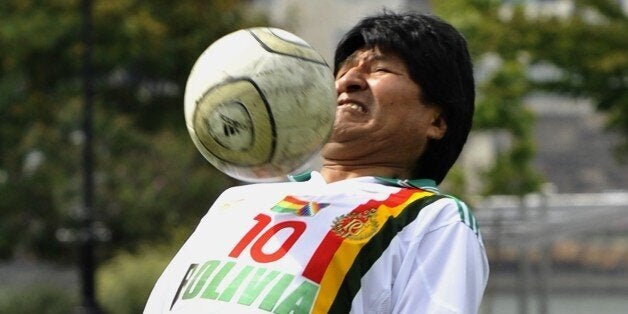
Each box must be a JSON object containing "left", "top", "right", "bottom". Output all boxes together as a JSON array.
[{"left": 229, "top": 213, "right": 306, "bottom": 263}]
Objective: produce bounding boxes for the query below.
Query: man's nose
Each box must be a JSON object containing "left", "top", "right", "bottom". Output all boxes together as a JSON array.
[{"left": 335, "top": 67, "right": 367, "bottom": 94}]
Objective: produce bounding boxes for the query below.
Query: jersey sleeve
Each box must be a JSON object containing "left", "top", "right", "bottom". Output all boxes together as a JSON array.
[{"left": 392, "top": 201, "right": 489, "bottom": 314}]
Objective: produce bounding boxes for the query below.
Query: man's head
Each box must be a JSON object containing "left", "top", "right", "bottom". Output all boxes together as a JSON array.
[{"left": 331, "top": 12, "right": 475, "bottom": 184}]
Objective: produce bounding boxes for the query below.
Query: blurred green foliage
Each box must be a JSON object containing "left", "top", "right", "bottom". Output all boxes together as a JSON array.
[
  {"left": 434, "top": 0, "right": 628, "bottom": 195},
  {"left": 0, "top": 0, "right": 266, "bottom": 261},
  {"left": 0, "top": 284, "right": 78, "bottom": 314},
  {"left": 97, "top": 242, "right": 180, "bottom": 314}
]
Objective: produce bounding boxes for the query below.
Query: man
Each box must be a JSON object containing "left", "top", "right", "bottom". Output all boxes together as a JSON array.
[{"left": 145, "top": 11, "right": 488, "bottom": 313}]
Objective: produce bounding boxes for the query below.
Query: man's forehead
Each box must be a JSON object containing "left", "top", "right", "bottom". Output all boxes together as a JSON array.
[{"left": 340, "top": 46, "right": 395, "bottom": 66}]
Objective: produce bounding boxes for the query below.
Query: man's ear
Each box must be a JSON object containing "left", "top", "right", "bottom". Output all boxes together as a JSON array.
[{"left": 427, "top": 113, "right": 447, "bottom": 140}]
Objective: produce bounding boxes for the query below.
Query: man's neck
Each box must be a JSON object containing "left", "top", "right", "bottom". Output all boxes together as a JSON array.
[{"left": 320, "top": 163, "right": 411, "bottom": 183}]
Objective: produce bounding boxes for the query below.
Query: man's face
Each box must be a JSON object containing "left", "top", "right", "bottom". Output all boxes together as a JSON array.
[{"left": 322, "top": 47, "right": 446, "bottom": 176}]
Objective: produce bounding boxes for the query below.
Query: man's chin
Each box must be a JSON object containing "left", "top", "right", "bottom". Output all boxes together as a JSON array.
[{"left": 321, "top": 140, "right": 362, "bottom": 161}]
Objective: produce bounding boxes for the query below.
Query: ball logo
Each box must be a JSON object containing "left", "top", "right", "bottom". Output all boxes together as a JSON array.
[{"left": 206, "top": 101, "right": 253, "bottom": 152}]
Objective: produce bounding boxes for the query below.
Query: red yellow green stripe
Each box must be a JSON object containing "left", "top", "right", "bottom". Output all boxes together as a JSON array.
[{"left": 302, "top": 188, "right": 434, "bottom": 313}]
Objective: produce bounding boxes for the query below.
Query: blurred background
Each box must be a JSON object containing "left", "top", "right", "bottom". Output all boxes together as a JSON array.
[{"left": 0, "top": 0, "right": 626, "bottom": 313}]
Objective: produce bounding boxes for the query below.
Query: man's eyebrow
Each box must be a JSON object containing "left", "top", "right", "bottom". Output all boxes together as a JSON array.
[{"left": 370, "top": 50, "right": 388, "bottom": 60}]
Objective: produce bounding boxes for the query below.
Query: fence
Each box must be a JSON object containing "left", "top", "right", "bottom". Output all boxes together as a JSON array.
[{"left": 476, "top": 190, "right": 628, "bottom": 314}]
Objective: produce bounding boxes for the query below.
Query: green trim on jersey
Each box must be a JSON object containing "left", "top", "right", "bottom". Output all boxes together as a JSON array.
[
  {"left": 373, "top": 177, "right": 438, "bottom": 192},
  {"left": 287, "top": 172, "right": 313, "bottom": 182},
  {"left": 288, "top": 172, "right": 438, "bottom": 192},
  {"left": 449, "top": 195, "right": 480, "bottom": 236}
]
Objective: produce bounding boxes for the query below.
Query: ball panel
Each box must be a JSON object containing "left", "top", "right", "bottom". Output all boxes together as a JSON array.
[
  {"left": 193, "top": 79, "right": 275, "bottom": 166},
  {"left": 248, "top": 28, "right": 327, "bottom": 65}
]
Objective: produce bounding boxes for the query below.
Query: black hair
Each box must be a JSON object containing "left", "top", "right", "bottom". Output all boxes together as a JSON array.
[{"left": 334, "top": 11, "right": 475, "bottom": 184}]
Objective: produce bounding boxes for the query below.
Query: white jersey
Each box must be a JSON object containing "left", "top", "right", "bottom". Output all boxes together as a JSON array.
[{"left": 145, "top": 172, "right": 489, "bottom": 314}]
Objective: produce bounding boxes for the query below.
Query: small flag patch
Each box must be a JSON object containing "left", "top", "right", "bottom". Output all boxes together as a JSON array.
[{"left": 271, "top": 196, "right": 327, "bottom": 216}]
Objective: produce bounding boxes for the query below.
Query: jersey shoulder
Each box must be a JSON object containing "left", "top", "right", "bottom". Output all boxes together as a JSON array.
[{"left": 407, "top": 192, "right": 481, "bottom": 237}]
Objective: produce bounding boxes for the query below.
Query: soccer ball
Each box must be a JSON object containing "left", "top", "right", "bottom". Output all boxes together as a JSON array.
[{"left": 184, "top": 27, "right": 336, "bottom": 182}]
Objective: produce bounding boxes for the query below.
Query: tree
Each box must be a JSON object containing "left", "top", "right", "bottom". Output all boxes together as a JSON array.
[
  {"left": 527, "top": 0, "right": 628, "bottom": 159},
  {"left": 0, "top": 0, "right": 267, "bottom": 261},
  {"left": 434, "top": 0, "right": 627, "bottom": 195},
  {"left": 434, "top": 0, "right": 543, "bottom": 196}
]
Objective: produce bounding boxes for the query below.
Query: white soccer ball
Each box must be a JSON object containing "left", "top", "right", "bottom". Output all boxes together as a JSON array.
[{"left": 184, "top": 27, "right": 336, "bottom": 182}]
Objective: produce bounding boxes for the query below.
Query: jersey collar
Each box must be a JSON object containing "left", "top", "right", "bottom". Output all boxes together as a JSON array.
[
  {"left": 374, "top": 177, "right": 439, "bottom": 192},
  {"left": 288, "top": 172, "right": 439, "bottom": 192}
]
